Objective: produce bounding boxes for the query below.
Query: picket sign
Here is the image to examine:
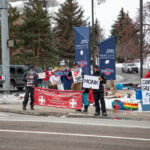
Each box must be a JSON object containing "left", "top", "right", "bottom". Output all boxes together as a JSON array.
[
  {"left": 38, "top": 72, "right": 46, "bottom": 79},
  {"left": 141, "top": 78, "right": 150, "bottom": 105},
  {"left": 26, "top": 72, "right": 35, "bottom": 87},
  {"left": 83, "top": 75, "right": 100, "bottom": 89},
  {"left": 71, "top": 68, "right": 82, "bottom": 83}
]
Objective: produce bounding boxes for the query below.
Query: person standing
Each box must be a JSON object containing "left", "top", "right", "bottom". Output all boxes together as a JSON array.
[
  {"left": 93, "top": 65, "right": 107, "bottom": 116},
  {"left": 22, "top": 65, "right": 38, "bottom": 110}
]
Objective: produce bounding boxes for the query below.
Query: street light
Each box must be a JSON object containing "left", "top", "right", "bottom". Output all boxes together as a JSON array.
[
  {"left": 140, "top": 0, "right": 143, "bottom": 79},
  {"left": 91, "top": 0, "right": 105, "bottom": 67}
]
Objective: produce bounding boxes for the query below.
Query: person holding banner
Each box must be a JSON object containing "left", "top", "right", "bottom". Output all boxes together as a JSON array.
[
  {"left": 22, "top": 65, "right": 38, "bottom": 110},
  {"left": 93, "top": 65, "right": 107, "bottom": 116}
]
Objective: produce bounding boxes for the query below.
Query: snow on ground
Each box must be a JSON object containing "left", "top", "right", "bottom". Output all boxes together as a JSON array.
[{"left": 0, "top": 93, "right": 24, "bottom": 104}]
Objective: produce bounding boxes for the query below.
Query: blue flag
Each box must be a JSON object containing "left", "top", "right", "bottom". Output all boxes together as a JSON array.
[
  {"left": 98, "top": 36, "right": 116, "bottom": 80},
  {"left": 74, "top": 27, "right": 91, "bottom": 75}
]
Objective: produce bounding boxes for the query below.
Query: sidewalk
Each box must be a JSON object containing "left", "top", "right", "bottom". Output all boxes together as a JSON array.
[{"left": 0, "top": 100, "right": 150, "bottom": 121}]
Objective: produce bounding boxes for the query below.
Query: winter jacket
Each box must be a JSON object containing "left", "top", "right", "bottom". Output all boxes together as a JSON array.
[{"left": 23, "top": 70, "right": 38, "bottom": 87}]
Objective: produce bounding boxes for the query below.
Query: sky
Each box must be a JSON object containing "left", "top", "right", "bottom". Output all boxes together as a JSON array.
[
  {"left": 10, "top": 0, "right": 149, "bottom": 38},
  {"left": 74, "top": 0, "right": 149, "bottom": 38}
]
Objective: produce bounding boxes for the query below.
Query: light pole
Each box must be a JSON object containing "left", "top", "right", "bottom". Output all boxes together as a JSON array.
[
  {"left": 0, "top": 0, "right": 10, "bottom": 91},
  {"left": 91, "top": 0, "right": 105, "bottom": 67},
  {"left": 140, "top": 0, "right": 143, "bottom": 79},
  {"left": 91, "top": 0, "right": 95, "bottom": 67}
]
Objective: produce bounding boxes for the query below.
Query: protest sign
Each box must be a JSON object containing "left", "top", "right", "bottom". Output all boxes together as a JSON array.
[
  {"left": 71, "top": 68, "right": 82, "bottom": 83},
  {"left": 38, "top": 72, "right": 46, "bottom": 79},
  {"left": 57, "top": 83, "right": 64, "bottom": 90},
  {"left": 34, "top": 87, "right": 82, "bottom": 109},
  {"left": 141, "top": 79, "right": 150, "bottom": 105},
  {"left": 49, "top": 75, "right": 61, "bottom": 86},
  {"left": 83, "top": 75, "right": 100, "bottom": 89},
  {"left": 26, "top": 72, "right": 35, "bottom": 87}
]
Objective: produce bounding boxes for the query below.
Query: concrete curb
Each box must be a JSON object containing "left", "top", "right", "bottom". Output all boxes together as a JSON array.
[
  {"left": 0, "top": 107, "right": 150, "bottom": 121},
  {"left": 0, "top": 107, "right": 67, "bottom": 117}
]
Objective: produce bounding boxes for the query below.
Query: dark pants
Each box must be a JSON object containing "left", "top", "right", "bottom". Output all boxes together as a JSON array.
[
  {"left": 93, "top": 92, "right": 106, "bottom": 114},
  {"left": 23, "top": 87, "right": 34, "bottom": 108}
]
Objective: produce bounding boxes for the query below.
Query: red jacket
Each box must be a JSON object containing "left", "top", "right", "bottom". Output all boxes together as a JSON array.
[{"left": 144, "top": 71, "right": 150, "bottom": 78}]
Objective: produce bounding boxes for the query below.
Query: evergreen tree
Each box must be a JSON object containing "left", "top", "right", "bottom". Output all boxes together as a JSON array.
[
  {"left": 111, "top": 8, "right": 139, "bottom": 61},
  {"left": 54, "top": 0, "right": 87, "bottom": 66},
  {"left": 8, "top": 5, "right": 21, "bottom": 64},
  {"left": 19, "top": 0, "right": 58, "bottom": 67}
]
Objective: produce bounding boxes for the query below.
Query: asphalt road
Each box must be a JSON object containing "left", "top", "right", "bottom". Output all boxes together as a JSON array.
[
  {"left": 0, "top": 112, "right": 150, "bottom": 150},
  {"left": 116, "top": 68, "right": 148, "bottom": 84}
]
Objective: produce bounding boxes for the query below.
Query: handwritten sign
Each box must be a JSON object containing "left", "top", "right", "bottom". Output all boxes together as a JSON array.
[
  {"left": 38, "top": 72, "right": 46, "bottom": 79},
  {"left": 71, "top": 68, "right": 82, "bottom": 83},
  {"left": 83, "top": 75, "right": 100, "bottom": 89},
  {"left": 141, "top": 79, "right": 150, "bottom": 105}
]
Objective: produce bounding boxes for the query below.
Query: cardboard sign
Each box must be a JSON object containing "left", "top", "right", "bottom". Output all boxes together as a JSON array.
[
  {"left": 71, "top": 68, "right": 82, "bottom": 83},
  {"left": 49, "top": 75, "right": 61, "bottom": 86},
  {"left": 57, "top": 83, "right": 64, "bottom": 90},
  {"left": 141, "top": 79, "right": 150, "bottom": 105},
  {"left": 83, "top": 75, "right": 100, "bottom": 89},
  {"left": 38, "top": 72, "right": 46, "bottom": 79},
  {"left": 27, "top": 73, "right": 34, "bottom": 87}
]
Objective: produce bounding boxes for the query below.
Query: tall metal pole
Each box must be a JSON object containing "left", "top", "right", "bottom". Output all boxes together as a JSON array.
[
  {"left": 91, "top": 0, "right": 95, "bottom": 67},
  {"left": 140, "top": 0, "right": 143, "bottom": 79},
  {"left": 0, "top": 0, "right": 10, "bottom": 91}
]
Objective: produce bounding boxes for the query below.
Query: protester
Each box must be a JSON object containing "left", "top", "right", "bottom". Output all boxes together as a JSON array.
[
  {"left": 22, "top": 65, "right": 38, "bottom": 110},
  {"left": 92, "top": 65, "right": 107, "bottom": 116},
  {"left": 144, "top": 69, "right": 150, "bottom": 78},
  {"left": 71, "top": 63, "right": 82, "bottom": 91},
  {"left": 61, "top": 69, "right": 73, "bottom": 90}
]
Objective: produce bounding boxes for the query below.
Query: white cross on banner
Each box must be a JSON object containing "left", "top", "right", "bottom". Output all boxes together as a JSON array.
[
  {"left": 69, "top": 99, "right": 77, "bottom": 108},
  {"left": 38, "top": 96, "right": 46, "bottom": 105}
]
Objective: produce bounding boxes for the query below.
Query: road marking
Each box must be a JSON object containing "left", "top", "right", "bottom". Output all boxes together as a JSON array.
[
  {"left": 0, "top": 113, "right": 9, "bottom": 117},
  {"left": 0, "top": 129, "right": 150, "bottom": 142},
  {"left": 0, "top": 118, "right": 150, "bottom": 129},
  {"left": 0, "top": 113, "right": 9, "bottom": 119}
]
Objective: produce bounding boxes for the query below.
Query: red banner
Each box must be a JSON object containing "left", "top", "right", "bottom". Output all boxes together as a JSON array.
[{"left": 34, "top": 87, "right": 83, "bottom": 109}]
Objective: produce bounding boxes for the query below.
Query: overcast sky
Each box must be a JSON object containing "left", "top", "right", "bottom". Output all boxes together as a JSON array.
[{"left": 75, "top": 0, "right": 149, "bottom": 38}]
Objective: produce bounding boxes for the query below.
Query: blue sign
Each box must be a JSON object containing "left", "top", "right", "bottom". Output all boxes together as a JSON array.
[
  {"left": 74, "top": 27, "right": 91, "bottom": 75},
  {"left": 98, "top": 36, "right": 116, "bottom": 80}
]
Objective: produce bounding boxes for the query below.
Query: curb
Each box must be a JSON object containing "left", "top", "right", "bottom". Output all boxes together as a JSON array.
[{"left": 0, "top": 107, "right": 150, "bottom": 121}]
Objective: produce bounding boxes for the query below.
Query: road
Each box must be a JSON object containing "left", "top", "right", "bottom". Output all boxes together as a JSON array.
[
  {"left": 0, "top": 112, "right": 150, "bottom": 150},
  {"left": 116, "top": 67, "right": 148, "bottom": 84}
]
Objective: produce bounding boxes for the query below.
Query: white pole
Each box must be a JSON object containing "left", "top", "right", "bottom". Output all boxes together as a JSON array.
[{"left": 0, "top": 0, "right": 10, "bottom": 91}]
